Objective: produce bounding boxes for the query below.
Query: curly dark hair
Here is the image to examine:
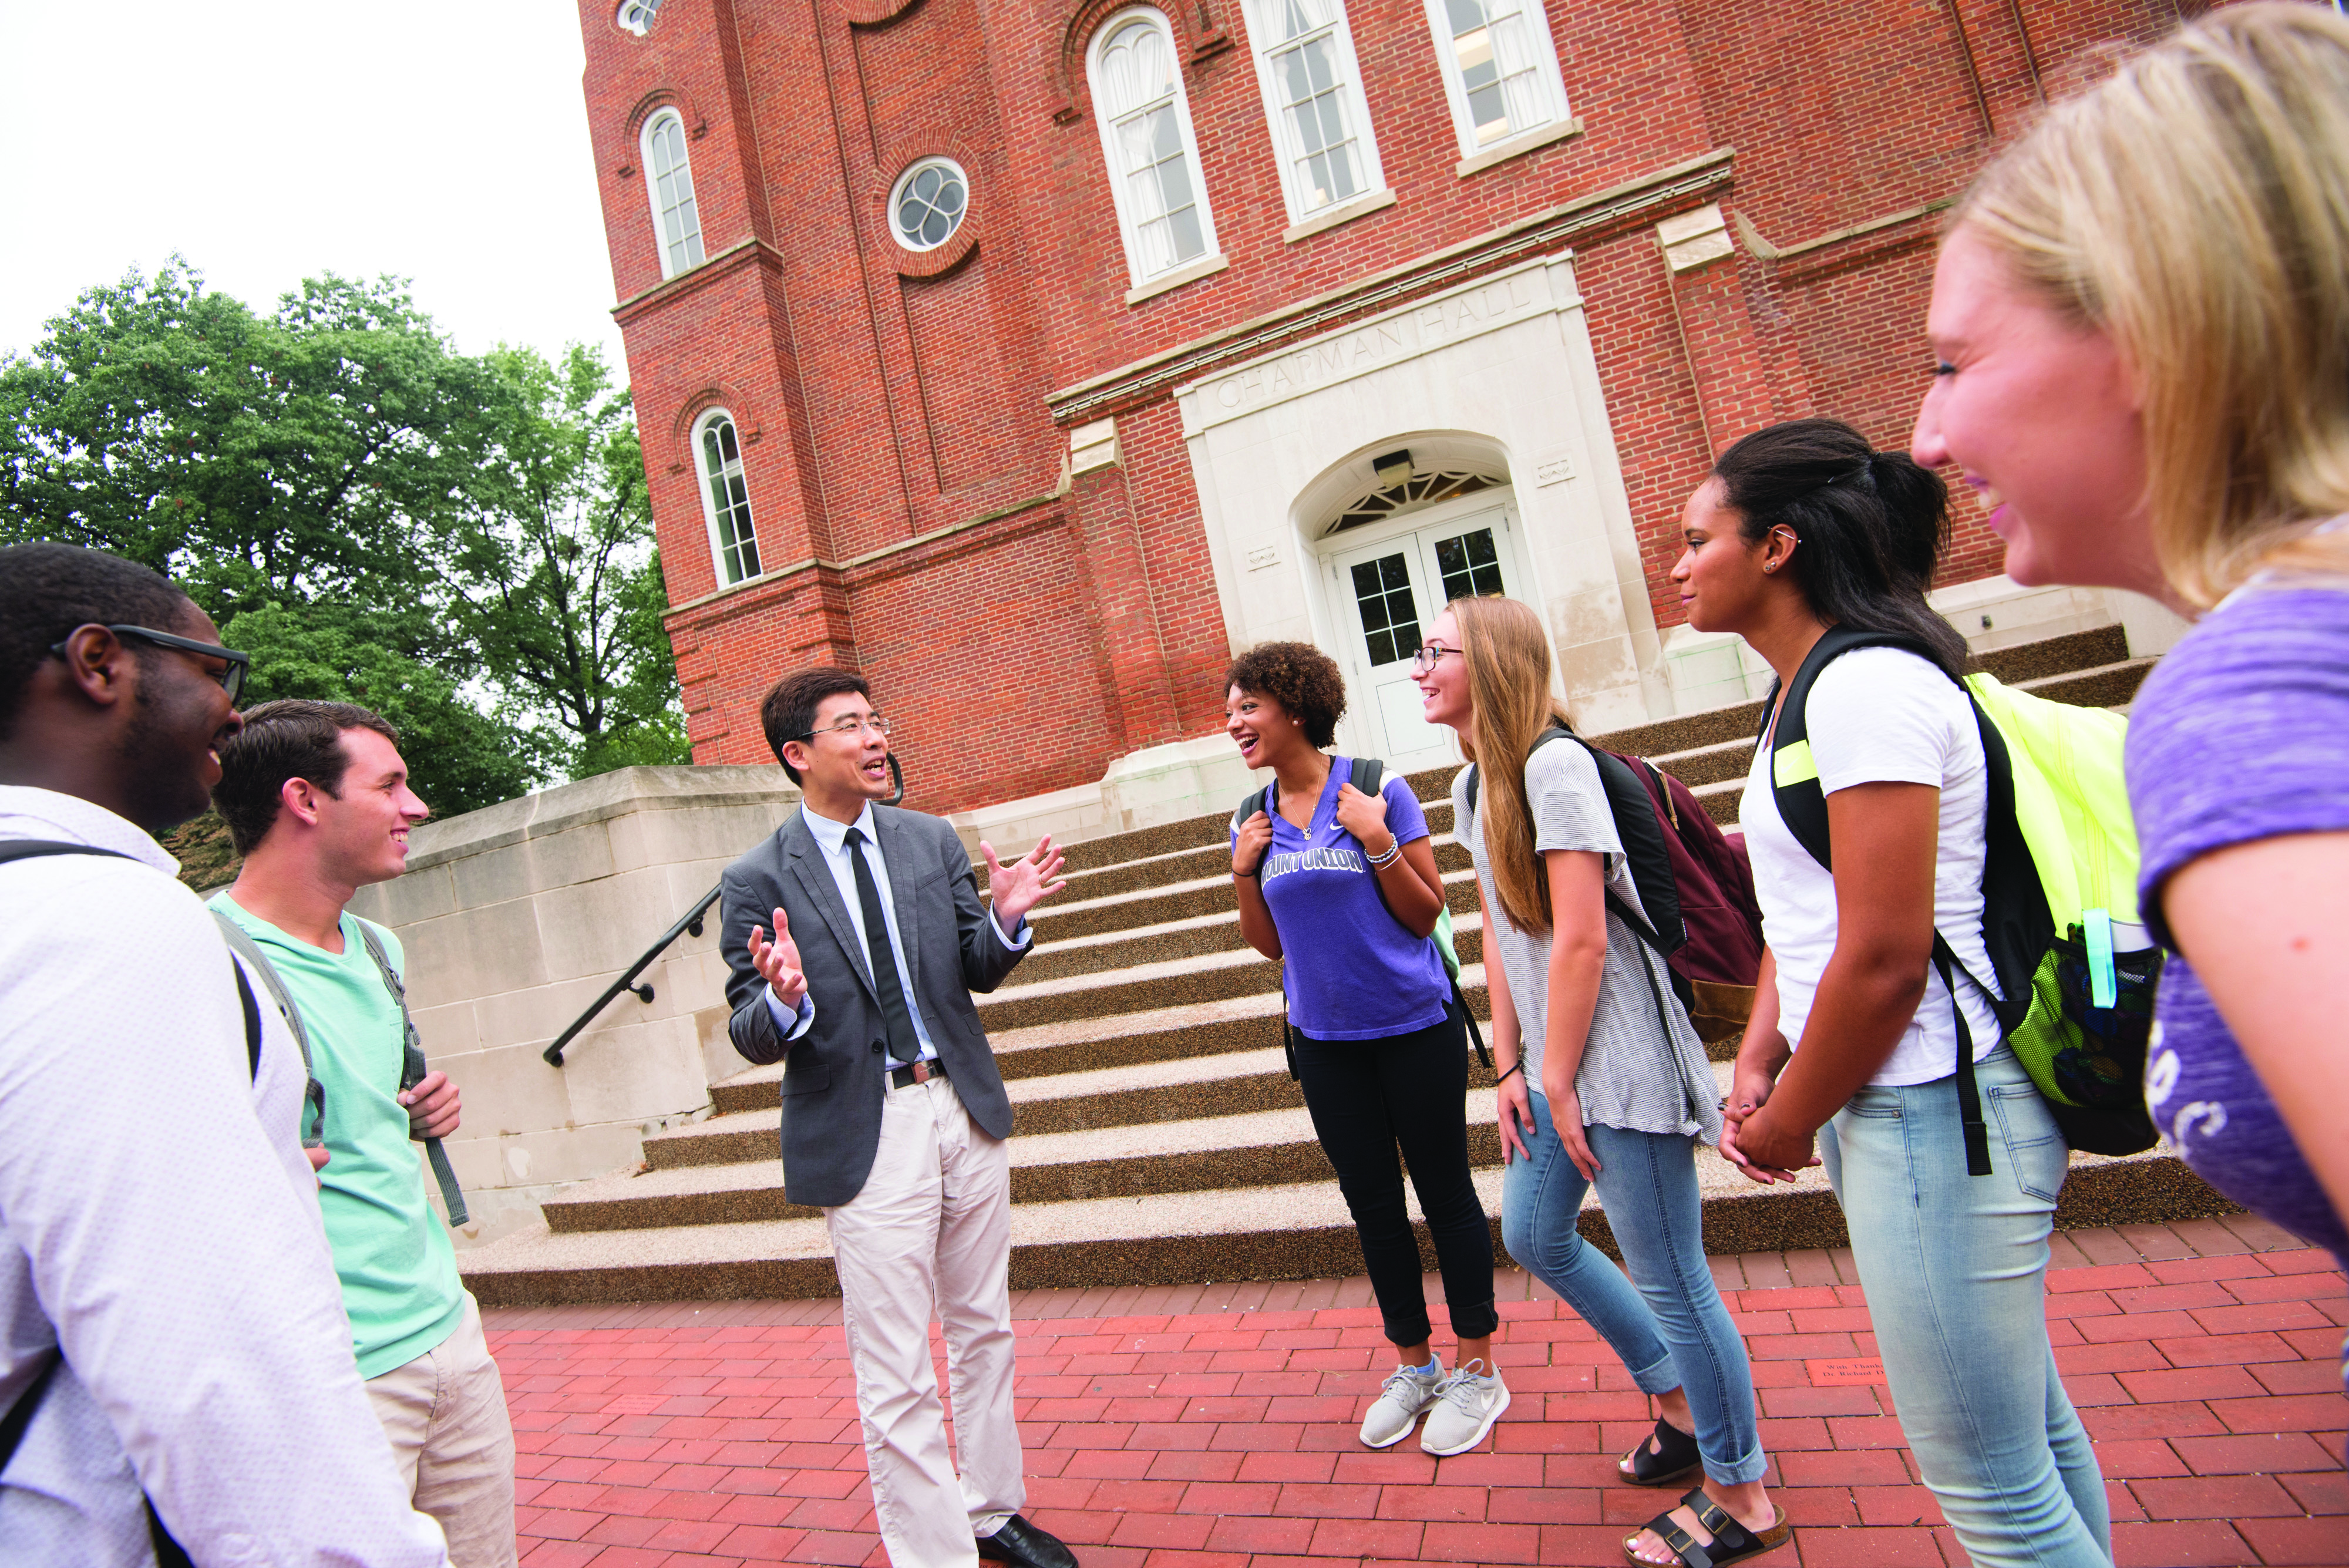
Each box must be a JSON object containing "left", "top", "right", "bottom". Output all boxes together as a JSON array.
[{"left": 1224, "top": 641, "right": 1348, "bottom": 748}]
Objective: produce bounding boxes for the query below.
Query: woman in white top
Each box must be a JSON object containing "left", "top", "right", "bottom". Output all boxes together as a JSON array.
[{"left": 1677, "top": 418, "right": 2110, "bottom": 1567}]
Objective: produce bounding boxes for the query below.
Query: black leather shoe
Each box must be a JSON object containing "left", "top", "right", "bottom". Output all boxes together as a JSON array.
[{"left": 975, "top": 1513, "right": 1078, "bottom": 1568}]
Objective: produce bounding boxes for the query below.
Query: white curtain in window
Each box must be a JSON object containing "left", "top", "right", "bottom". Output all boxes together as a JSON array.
[
  {"left": 1094, "top": 14, "right": 1210, "bottom": 280},
  {"left": 1480, "top": 0, "right": 1548, "bottom": 133}
]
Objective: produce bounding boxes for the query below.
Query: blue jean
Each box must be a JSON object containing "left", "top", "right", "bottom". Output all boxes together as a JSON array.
[
  {"left": 1819, "top": 1046, "right": 2112, "bottom": 1567},
  {"left": 1502, "top": 1091, "right": 1766, "bottom": 1485}
]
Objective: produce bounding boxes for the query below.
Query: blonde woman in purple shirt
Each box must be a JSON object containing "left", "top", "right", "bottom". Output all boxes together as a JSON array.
[
  {"left": 1911, "top": 5, "right": 2349, "bottom": 1294},
  {"left": 1225, "top": 642, "right": 1508, "bottom": 1458}
]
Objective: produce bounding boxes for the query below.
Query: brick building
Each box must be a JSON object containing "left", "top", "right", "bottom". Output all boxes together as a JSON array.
[{"left": 577, "top": 0, "right": 2188, "bottom": 826}]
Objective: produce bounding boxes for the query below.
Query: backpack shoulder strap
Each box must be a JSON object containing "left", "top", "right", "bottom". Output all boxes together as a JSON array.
[
  {"left": 1348, "top": 757, "right": 1384, "bottom": 797},
  {"left": 355, "top": 921, "right": 469, "bottom": 1226},
  {"left": 1767, "top": 626, "right": 1956, "bottom": 870},
  {"left": 211, "top": 910, "right": 326, "bottom": 1145}
]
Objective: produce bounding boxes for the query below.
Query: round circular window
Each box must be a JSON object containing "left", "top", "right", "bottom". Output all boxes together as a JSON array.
[
  {"left": 617, "top": 0, "right": 661, "bottom": 35},
  {"left": 890, "top": 158, "right": 968, "bottom": 252}
]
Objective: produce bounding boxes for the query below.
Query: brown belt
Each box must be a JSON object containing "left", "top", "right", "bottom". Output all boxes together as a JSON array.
[{"left": 890, "top": 1058, "right": 947, "bottom": 1089}]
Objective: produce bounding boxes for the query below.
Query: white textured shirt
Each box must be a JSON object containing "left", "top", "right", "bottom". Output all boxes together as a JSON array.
[
  {"left": 0, "top": 787, "right": 448, "bottom": 1567},
  {"left": 764, "top": 803, "right": 1027, "bottom": 1064}
]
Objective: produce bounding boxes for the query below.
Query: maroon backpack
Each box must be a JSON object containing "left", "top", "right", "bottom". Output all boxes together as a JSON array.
[
  {"left": 1468, "top": 728, "right": 1764, "bottom": 1045},
  {"left": 1624, "top": 756, "right": 1764, "bottom": 1044}
]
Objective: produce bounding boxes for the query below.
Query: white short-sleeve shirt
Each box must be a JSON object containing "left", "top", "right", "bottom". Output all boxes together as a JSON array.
[{"left": 1741, "top": 647, "right": 2004, "bottom": 1086}]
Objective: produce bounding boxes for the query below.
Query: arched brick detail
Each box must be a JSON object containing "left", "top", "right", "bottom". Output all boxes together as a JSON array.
[
  {"left": 669, "top": 386, "right": 763, "bottom": 473},
  {"left": 618, "top": 88, "right": 709, "bottom": 173},
  {"left": 1046, "top": 0, "right": 1231, "bottom": 126}
]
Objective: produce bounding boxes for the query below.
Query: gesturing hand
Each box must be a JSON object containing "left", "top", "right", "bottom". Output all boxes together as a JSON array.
[
  {"left": 983, "top": 835, "right": 1069, "bottom": 933},
  {"left": 749, "top": 905, "right": 807, "bottom": 1011}
]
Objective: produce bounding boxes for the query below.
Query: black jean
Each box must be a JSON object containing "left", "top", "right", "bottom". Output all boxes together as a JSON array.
[{"left": 1293, "top": 1005, "right": 1499, "bottom": 1347}]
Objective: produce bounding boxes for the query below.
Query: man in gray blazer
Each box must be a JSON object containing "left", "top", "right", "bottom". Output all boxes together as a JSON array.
[{"left": 721, "top": 666, "right": 1071, "bottom": 1568}]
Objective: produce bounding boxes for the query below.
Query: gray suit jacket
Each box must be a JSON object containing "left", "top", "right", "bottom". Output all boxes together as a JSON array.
[{"left": 721, "top": 806, "right": 1028, "bottom": 1207}]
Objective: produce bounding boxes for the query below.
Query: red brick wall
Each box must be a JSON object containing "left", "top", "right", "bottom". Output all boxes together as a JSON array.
[{"left": 578, "top": 0, "right": 2192, "bottom": 811}]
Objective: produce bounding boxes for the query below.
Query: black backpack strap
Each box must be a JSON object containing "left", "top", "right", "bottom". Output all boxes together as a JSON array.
[
  {"left": 1765, "top": 625, "right": 1957, "bottom": 869},
  {"left": 1934, "top": 937, "right": 1995, "bottom": 1177},
  {"left": 0, "top": 1348, "right": 63, "bottom": 1477},
  {"left": 213, "top": 911, "right": 325, "bottom": 1139},
  {"left": 354, "top": 922, "right": 469, "bottom": 1226}
]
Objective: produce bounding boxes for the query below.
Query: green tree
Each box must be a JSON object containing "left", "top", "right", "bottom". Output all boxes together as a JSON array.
[
  {"left": 2, "top": 264, "right": 691, "bottom": 813},
  {"left": 452, "top": 344, "right": 691, "bottom": 778}
]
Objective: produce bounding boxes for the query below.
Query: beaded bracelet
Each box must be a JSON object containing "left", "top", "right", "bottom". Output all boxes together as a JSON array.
[{"left": 1366, "top": 838, "right": 1403, "bottom": 869}]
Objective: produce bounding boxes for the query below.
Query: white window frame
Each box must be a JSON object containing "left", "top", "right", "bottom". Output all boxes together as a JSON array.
[
  {"left": 1088, "top": 8, "right": 1224, "bottom": 294},
  {"left": 616, "top": 0, "right": 660, "bottom": 36},
  {"left": 1418, "top": 0, "right": 1571, "bottom": 162},
  {"left": 692, "top": 410, "right": 762, "bottom": 587},
  {"left": 888, "top": 156, "right": 970, "bottom": 253},
  {"left": 640, "top": 109, "right": 706, "bottom": 280},
  {"left": 1236, "top": 0, "right": 1387, "bottom": 228}
]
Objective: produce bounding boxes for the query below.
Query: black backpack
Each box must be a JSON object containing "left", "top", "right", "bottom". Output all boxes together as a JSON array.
[
  {"left": 1760, "top": 625, "right": 2160, "bottom": 1172},
  {"left": 1237, "top": 758, "right": 1488, "bottom": 1075},
  {"left": 0, "top": 839, "right": 259, "bottom": 1568}
]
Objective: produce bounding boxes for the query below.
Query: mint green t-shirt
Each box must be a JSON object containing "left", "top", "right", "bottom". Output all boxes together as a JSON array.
[{"left": 210, "top": 894, "right": 465, "bottom": 1379}]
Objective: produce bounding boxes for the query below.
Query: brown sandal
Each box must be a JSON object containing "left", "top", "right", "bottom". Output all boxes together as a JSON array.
[{"left": 1622, "top": 1488, "right": 1791, "bottom": 1568}]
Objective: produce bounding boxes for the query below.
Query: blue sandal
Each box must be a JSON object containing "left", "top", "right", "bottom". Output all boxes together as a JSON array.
[{"left": 1623, "top": 1488, "right": 1791, "bottom": 1568}]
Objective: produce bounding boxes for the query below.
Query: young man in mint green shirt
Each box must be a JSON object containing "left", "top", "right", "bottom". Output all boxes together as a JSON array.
[{"left": 210, "top": 699, "right": 515, "bottom": 1568}]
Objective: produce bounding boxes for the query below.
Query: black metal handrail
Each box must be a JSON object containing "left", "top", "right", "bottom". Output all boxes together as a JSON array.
[{"left": 543, "top": 881, "right": 723, "bottom": 1067}]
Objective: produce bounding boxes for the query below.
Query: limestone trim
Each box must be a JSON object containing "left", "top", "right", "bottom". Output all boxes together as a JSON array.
[
  {"left": 1281, "top": 186, "right": 1396, "bottom": 244},
  {"left": 1452, "top": 116, "right": 1582, "bottom": 180},
  {"left": 1125, "top": 252, "right": 1230, "bottom": 305},
  {"left": 661, "top": 490, "right": 1066, "bottom": 618},
  {"left": 1046, "top": 145, "right": 1734, "bottom": 423},
  {"left": 610, "top": 234, "right": 780, "bottom": 324}
]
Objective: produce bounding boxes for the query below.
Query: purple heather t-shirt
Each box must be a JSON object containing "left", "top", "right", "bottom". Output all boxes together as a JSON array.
[
  {"left": 1234, "top": 762, "right": 1451, "bottom": 1041},
  {"left": 2128, "top": 584, "right": 2349, "bottom": 1268}
]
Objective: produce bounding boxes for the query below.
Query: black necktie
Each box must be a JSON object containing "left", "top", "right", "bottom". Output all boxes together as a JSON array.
[{"left": 842, "top": 826, "right": 920, "bottom": 1064}]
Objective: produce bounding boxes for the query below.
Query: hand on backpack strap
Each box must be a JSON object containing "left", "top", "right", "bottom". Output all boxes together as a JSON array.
[
  {"left": 1232, "top": 811, "right": 1274, "bottom": 877},
  {"left": 399, "top": 1070, "right": 462, "bottom": 1140},
  {"left": 1331, "top": 782, "right": 1394, "bottom": 857}
]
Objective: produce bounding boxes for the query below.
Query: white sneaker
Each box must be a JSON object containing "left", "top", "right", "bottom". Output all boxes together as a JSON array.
[
  {"left": 1419, "top": 1358, "right": 1510, "bottom": 1456},
  {"left": 1358, "top": 1361, "right": 1445, "bottom": 1448}
]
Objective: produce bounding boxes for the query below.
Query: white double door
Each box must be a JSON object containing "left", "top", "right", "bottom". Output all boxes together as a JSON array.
[{"left": 1324, "top": 493, "right": 1530, "bottom": 772}]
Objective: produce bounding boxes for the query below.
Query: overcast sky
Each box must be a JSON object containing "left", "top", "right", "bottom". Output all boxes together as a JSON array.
[{"left": 0, "top": 0, "right": 626, "bottom": 374}]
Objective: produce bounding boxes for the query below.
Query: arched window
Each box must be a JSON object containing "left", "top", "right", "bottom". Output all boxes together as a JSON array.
[
  {"left": 641, "top": 110, "right": 706, "bottom": 279},
  {"left": 694, "top": 412, "right": 760, "bottom": 586},
  {"left": 1421, "top": 0, "right": 1569, "bottom": 157},
  {"left": 617, "top": 0, "right": 660, "bottom": 35},
  {"left": 1240, "top": 0, "right": 1384, "bottom": 224},
  {"left": 1088, "top": 9, "right": 1220, "bottom": 287}
]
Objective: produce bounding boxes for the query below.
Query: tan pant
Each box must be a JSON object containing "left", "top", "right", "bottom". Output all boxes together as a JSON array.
[
  {"left": 365, "top": 1291, "right": 518, "bottom": 1568},
  {"left": 826, "top": 1073, "right": 1024, "bottom": 1568}
]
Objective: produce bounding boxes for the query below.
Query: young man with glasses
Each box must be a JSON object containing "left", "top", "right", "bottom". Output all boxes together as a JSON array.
[
  {"left": 720, "top": 667, "right": 1075, "bottom": 1568},
  {"left": 0, "top": 542, "right": 449, "bottom": 1566}
]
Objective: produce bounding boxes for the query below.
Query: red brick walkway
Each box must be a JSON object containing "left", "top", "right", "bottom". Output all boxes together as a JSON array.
[{"left": 490, "top": 1216, "right": 2346, "bottom": 1568}]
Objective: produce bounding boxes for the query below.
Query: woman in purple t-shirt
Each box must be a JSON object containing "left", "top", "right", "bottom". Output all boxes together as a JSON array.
[
  {"left": 1910, "top": 6, "right": 2349, "bottom": 1281},
  {"left": 1224, "top": 642, "right": 1507, "bottom": 1458}
]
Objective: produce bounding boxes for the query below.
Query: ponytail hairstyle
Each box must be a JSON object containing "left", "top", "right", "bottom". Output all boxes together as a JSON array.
[
  {"left": 1712, "top": 418, "right": 1969, "bottom": 680},
  {"left": 1452, "top": 594, "right": 1571, "bottom": 936}
]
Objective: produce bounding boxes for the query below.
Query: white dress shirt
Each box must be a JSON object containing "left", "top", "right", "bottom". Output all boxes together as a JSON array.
[
  {"left": 765, "top": 802, "right": 1027, "bottom": 1066},
  {"left": 0, "top": 787, "right": 448, "bottom": 1567}
]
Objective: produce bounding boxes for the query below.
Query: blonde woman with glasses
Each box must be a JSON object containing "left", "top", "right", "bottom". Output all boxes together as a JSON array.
[
  {"left": 1911, "top": 2, "right": 2349, "bottom": 1311},
  {"left": 1419, "top": 596, "right": 1783, "bottom": 1568}
]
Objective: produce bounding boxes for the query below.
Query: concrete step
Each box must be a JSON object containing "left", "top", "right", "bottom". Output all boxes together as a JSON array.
[
  {"left": 1017, "top": 864, "right": 1482, "bottom": 984},
  {"left": 554, "top": 1099, "right": 1514, "bottom": 1233},
  {"left": 461, "top": 1138, "right": 2232, "bottom": 1306}
]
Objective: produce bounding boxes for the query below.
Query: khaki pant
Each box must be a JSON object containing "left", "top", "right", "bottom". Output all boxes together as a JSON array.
[
  {"left": 365, "top": 1291, "right": 518, "bottom": 1568},
  {"left": 826, "top": 1073, "right": 1024, "bottom": 1568}
]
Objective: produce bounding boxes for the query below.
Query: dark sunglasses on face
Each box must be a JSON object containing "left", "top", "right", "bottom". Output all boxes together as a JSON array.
[{"left": 49, "top": 624, "right": 251, "bottom": 704}]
